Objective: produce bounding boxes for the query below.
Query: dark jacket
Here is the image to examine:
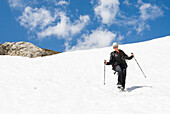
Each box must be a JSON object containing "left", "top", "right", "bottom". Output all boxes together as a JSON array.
[{"left": 106, "top": 49, "right": 133, "bottom": 69}]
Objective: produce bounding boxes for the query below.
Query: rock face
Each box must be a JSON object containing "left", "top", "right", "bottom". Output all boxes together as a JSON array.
[
  {"left": 0, "top": 42, "right": 60, "bottom": 58},
  {"left": 0, "top": 43, "right": 5, "bottom": 55}
]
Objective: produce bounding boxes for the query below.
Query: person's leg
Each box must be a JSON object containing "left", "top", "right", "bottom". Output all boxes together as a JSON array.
[{"left": 114, "top": 65, "right": 123, "bottom": 87}]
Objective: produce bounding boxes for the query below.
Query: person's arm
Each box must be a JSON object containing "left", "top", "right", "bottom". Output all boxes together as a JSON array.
[
  {"left": 122, "top": 50, "right": 134, "bottom": 60},
  {"left": 104, "top": 52, "right": 115, "bottom": 65}
]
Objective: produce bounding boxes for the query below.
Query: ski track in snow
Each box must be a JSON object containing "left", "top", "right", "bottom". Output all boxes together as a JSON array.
[{"left": 0, "top": 36, "right": 170, "bottom": 114}]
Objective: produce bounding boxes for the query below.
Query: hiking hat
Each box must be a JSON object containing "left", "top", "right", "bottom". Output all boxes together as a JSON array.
[{"left": 112, "top": 42, "right": 118, "bottom": 47}]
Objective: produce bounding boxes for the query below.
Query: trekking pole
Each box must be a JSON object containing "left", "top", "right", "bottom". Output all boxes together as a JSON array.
[
  {"left": 104, "top": 62, "right": 106, "bottom": 85},
  {"left": 132, "top": 53, "right": 147, "bottom": 78}
]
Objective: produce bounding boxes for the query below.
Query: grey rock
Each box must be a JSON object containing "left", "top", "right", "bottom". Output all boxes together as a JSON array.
[
  {"left": 0, "top": 43, "right": 5, "bottom": 55},
  {"left": 0, "top": 41, "right": 60, "bottom": 58}
]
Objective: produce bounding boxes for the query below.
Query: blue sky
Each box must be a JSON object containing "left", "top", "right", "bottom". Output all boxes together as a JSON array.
[{"left": 0, "top": 0, "right": 170, "bottom": 52}]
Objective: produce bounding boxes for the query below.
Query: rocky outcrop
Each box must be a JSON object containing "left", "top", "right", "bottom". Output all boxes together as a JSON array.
[
  {"left": 0, "top": 43, "right": 5, "bottom": 55},
  {"left": 0, "top": 41, "right": 61, "bottom": 58}
]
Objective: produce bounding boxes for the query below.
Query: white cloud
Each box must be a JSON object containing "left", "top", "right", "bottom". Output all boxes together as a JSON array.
[
  {"left": 37, "top": 13, "right": 90, "bottom": 39},
  {"left": 93, "top": 0, "right": 164, "bottom": 35},
  {"left": 8, "top": 0, "right": 69, "bottom": 9},
  {"left": 8, "top": 0, "right": 38, "bottom": 9},
  {"left": 139, "top": 3, "right": 164, "bottom": 21},
  {"left": 8, "top": 0, "right": 23, "bottom": 8},
  {"left": 90, "top": 0, "right": 94, "bottom": 5},
  {"left": 126, "top": 31, "right": 132, "bottom": 36},
  {"left": 134, "top": 21, "right": 145, "bottom": 34},
  {"left": 17, "top": 4, "right": 90, "bottom": 46},
  {"left": 117, "top": 33, "right": 124, "bottom": 41},
  {"left": 69, "top": 29, "right": 116, "bottom": 51},
  {"left": 18, "top": 6, "right": 57, "bottom": 31},
  {"left": 137, "top": 22, "right": 150, "bottom": 34},
  {"left": 123, "top": 0, "right": 131, "bottom": 6},
  {"left": 138, "top": 0, "right": 143, "bottom": 4},
  {"left": 134, "top": 1, "right": 163, "bottom": 34},
  {"left": 55, "top": 0, "right": 69, "bottom": 6},
  {"left": 112, "top": 13, "right": 138, "bottom": 26},
  {"left": 94, "top": 0, "right": 120, "bottom": 25}
]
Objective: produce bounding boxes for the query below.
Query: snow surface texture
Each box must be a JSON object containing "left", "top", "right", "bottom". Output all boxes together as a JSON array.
[{"left": 0, "top": 36, "right": 170, "bottom": 114}]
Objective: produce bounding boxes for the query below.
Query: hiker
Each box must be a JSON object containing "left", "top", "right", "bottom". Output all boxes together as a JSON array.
[{"left": 104, "top": 42, "right": 134, "bottom": 90}]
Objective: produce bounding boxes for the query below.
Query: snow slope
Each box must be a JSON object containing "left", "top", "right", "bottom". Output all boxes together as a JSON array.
[{"left": 0, "top": 36, "right": 170, "bottom": 114}]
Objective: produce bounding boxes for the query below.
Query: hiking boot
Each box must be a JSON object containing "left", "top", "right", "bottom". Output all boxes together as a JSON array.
[
  {"left": 117, "top": 84, "right": 122, "bottom": 89},
  {"left": 120, "top": 87, "right": 125, "bottom": 91}
]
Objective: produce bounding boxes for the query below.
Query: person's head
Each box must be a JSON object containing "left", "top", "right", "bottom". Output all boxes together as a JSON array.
[{"left": 112, "top": 42, "right": 118, "bottom": 51}]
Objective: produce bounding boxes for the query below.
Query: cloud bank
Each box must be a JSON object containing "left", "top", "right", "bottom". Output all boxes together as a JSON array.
[
  {"left": 18, "top": 6, "right": 57, "bottom": 31},
  {"left": 136, "top": 1, "right": 164, "bottom": 33},
  {"left": 8, "top": 0, "right": 164, "bottom": 51},
  {"left": 94, "top": 0, "right": 120, "bottom": 25},
  {"left": 37, "top": 13, "right": 90, "bottom": 39},
  {"left": 70, "top": 29, "right": 116, "bottom": 51}
]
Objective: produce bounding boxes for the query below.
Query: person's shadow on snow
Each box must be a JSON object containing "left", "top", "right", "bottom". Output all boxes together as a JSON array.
[{"left": 126, "top": 86, "right": 152, "bottom": 92}]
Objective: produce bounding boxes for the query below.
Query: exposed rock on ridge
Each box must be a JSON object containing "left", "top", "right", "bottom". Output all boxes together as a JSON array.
[{"left": 0, "top": 42, "right": 60, "bottom": 58}]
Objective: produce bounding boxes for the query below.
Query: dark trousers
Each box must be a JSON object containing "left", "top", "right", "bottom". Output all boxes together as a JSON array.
[{"left": 113, "top": 65, "right": 127, "bottom": 88}]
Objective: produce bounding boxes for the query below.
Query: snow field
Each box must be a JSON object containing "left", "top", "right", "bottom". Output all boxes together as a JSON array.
[{"left": 0, "top": 36, "right": 170, "bottom": 114}]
